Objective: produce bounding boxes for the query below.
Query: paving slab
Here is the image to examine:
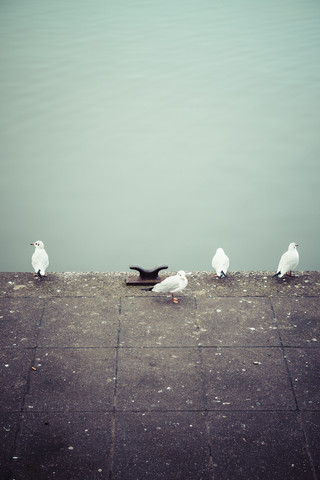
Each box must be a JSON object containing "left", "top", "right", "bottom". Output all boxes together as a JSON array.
[
  {"left": 0, "top": 273, "right": 126, "bottom": 299},
  {"left": 112, "top": 411, "right": 211, "bottom": 480},
  {"left": 0, "top": 297, "right": 44, "bottom": 348},
  {"left": 285, "top": 347, "right": 320, "bottom": 410},
  {"left": 12, "top": 412, "right": 112, "bottom": 480},
  {"left": 302, "top": 411, "right": 320, "bottom": 478},
  {"left": 116, "top": 347, "right": 204, "bottom": 411},
  {"left": 196, "top": 296, "right": 280, "bottom": 346},
  {"left": 201, "top": 347, "right": 296, "bottom": 410},
  {"left": 187, "top": 271, "right": 320, "bottom": 297},
  {"left": 207, "top": 411, "right": 315, "bottom": 480},
  {"left": 0, "top": 413, "right": 19, "bottom": 478},
  {"left": 38, "top": 297, "right": 119, "bottom": 348},
  {"left": 1, "top": 349, "right": 34, "bottom": 412},
  {"left": 24, "top": 348, "right": 116, "bottom": 412},
  {"left": 120, "top": 296, "right": 198, "bottom": 347},
  {"left": 272, "top": 297, "right": 320, "bottom": 346}
]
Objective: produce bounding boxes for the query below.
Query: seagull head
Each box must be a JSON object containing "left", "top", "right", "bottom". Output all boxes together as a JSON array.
[
  {"left": 288, "top": 242, "right": 299, "bottom": 250},
  {"left": 177, "top": 270, "right": 186, "bottom": 278},
  {"left": 30, "top": 241, "right": 45, "bottom": 249}
]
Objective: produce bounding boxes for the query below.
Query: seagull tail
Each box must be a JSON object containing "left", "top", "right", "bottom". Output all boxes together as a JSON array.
[
  {"left": 37, "top": 269, "right": 43, "bottom": 279},
  {"left": 273, "top": 271, "right": 281, "bottom": 278},
  {"left": 141, "top": 287, "right": 153, "bottom": 292},
  {"left": 220, "top": 271, "right": 227, "bottom": 278}
]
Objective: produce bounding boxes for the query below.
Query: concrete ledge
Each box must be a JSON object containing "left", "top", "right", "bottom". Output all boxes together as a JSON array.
[{"left": 1, "top": 271, "right": 320, "bottom": 298}]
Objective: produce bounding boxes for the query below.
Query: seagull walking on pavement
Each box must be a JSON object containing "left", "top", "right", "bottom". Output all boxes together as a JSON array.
[
  {"left": 212, "top": 248, "right": 230, "bottom": 278},
  {"left": 149, "top": 270, "right": 188, "bottom": 303},
  {"left": 30, "top": 240, "right": 49, "bottom": 279},
  {"left": 274, "top": 242, "right": 299, "bottom": 278}
]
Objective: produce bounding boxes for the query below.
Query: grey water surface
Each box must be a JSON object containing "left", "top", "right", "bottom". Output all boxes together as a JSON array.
[{"left": 1, "top": 0, "right": 320, "bottom": 273}]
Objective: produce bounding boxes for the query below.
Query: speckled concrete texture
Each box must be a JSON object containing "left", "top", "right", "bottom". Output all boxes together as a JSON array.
[{"left": 0, "top": 271, "right": 319, "bottom": 479}]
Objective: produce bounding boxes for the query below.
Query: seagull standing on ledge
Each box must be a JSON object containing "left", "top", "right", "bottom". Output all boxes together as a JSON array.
[
  {"left": 212, "top": 248, "right": 230, "bottom": 278},
  {"left": 30, "top": 241, "right": 49, "bottom": 279},
  {"left": 150, "top": 270, "right": 188, "bottom": 303},
  {"left": 274, "top": 242, "right": 299, "bottom": 278}
]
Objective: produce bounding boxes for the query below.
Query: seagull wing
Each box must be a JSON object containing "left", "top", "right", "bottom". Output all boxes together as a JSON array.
[
  {"left": 171, "top": 274, "right": 188, "bottom": 293},
  {"left": 277, "top": 250, "right": 298, "bottom": 276},
  {"left": 219, "top": 254, "right": 230, "bottom": 274},
  {"left": 212, "top": 251, "right": 230, "bottom": 275},
  {"left": 32, "top": 250, "right": 49, "bottom": 275},
  {"left": 152, "top": 274, "right": 180, "bottom": 293}
]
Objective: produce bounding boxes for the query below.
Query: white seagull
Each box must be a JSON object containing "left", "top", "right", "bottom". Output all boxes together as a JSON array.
[
  {"left": 212, "top": 248, "right": 230, "bottom": 278},
  {"left": 150, "top": 270, "right": 188, "bottom": 304},
  {"left": 274, "top": 242, "right": 299, "bottom": 278},
  {"left": 30, "top": 240, "right": 49, "bottom": 279}
]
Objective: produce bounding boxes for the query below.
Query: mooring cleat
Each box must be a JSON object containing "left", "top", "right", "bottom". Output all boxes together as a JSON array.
[{"left": 126, "top": 265, "right": 168, "bottom": 286}]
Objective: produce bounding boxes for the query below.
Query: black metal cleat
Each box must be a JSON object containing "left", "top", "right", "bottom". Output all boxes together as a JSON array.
[{"left": 126, "top": 265, "right": 168, "bottom": 286}]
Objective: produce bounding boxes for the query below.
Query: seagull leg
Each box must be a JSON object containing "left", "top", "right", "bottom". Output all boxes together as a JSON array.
[
  {"left": 172, "top": 294, "right": 179, "bottom": 304},
  {"left": 214, "top": 272, "right": 226, "bottom": 278}
]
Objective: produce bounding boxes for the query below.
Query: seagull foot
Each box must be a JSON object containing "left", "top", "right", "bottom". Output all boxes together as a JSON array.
[{"left": 172, "top": 295, "right": 179, "bottom": 304}]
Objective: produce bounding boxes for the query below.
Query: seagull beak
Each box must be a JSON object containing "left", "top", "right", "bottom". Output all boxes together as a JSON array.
[{"left": 30, "top": 243, "right": 34, "bottom": 245}]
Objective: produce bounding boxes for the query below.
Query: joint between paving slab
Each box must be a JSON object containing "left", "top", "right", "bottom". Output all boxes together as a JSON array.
[
  {"left": 107, "top": 298, "right": 122, "bottom": 479},
  {"left": 197, "top": 343, "right": 222, "bottom": 480},
  {"left": 269, "top": 297, "right": 300, "bottom": 412},
  {"left": 118, "top": 297, "right": 122, "bottom": 315},
  {"left": 193, "top": 296, "right": 198, "bottom": 309},
  {"left": 8, "top": 302, "right": 46, "bottom": 472},
  {"left": 197, "top": 345, "right": 216, "bottom": 479},
  {"left": 297, "top": 412, "right": 318, "bottom": 480}
]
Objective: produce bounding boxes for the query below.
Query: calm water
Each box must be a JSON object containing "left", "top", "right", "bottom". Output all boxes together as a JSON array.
[{"left": 1, "top": 1, "right": 320, "bottom": 273}]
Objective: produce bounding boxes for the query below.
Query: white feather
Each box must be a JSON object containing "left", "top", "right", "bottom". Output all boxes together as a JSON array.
[
  {"left": 212, "top": 248, "right": 230, "bottom": 277},
  {"left": 276, "top": 242, "right": 299, "bottom": 278},
  {"left": 152, "top": 270, "right": 188, "bottom": 294},
  {"left": 31, "top": 240, "right": 49, "bottom": 276}
]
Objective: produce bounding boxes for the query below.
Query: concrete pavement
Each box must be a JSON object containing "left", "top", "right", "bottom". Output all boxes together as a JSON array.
[{"left": 0, "top": 271, "right": 319, "bottom": 479}]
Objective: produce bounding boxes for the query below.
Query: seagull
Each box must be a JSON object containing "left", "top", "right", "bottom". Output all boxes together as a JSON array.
[
  {"left": 30, "top": 240, "right": 49, "bottom": 279},
  {"left": 274, "top": 242, "right": 299, "bottom": 278},
  {"left": 149, "top": 270, "right": 188, "bottom": 303},
  {"left": 212, "top": 248, "right": 230, "bottom": 278}
]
